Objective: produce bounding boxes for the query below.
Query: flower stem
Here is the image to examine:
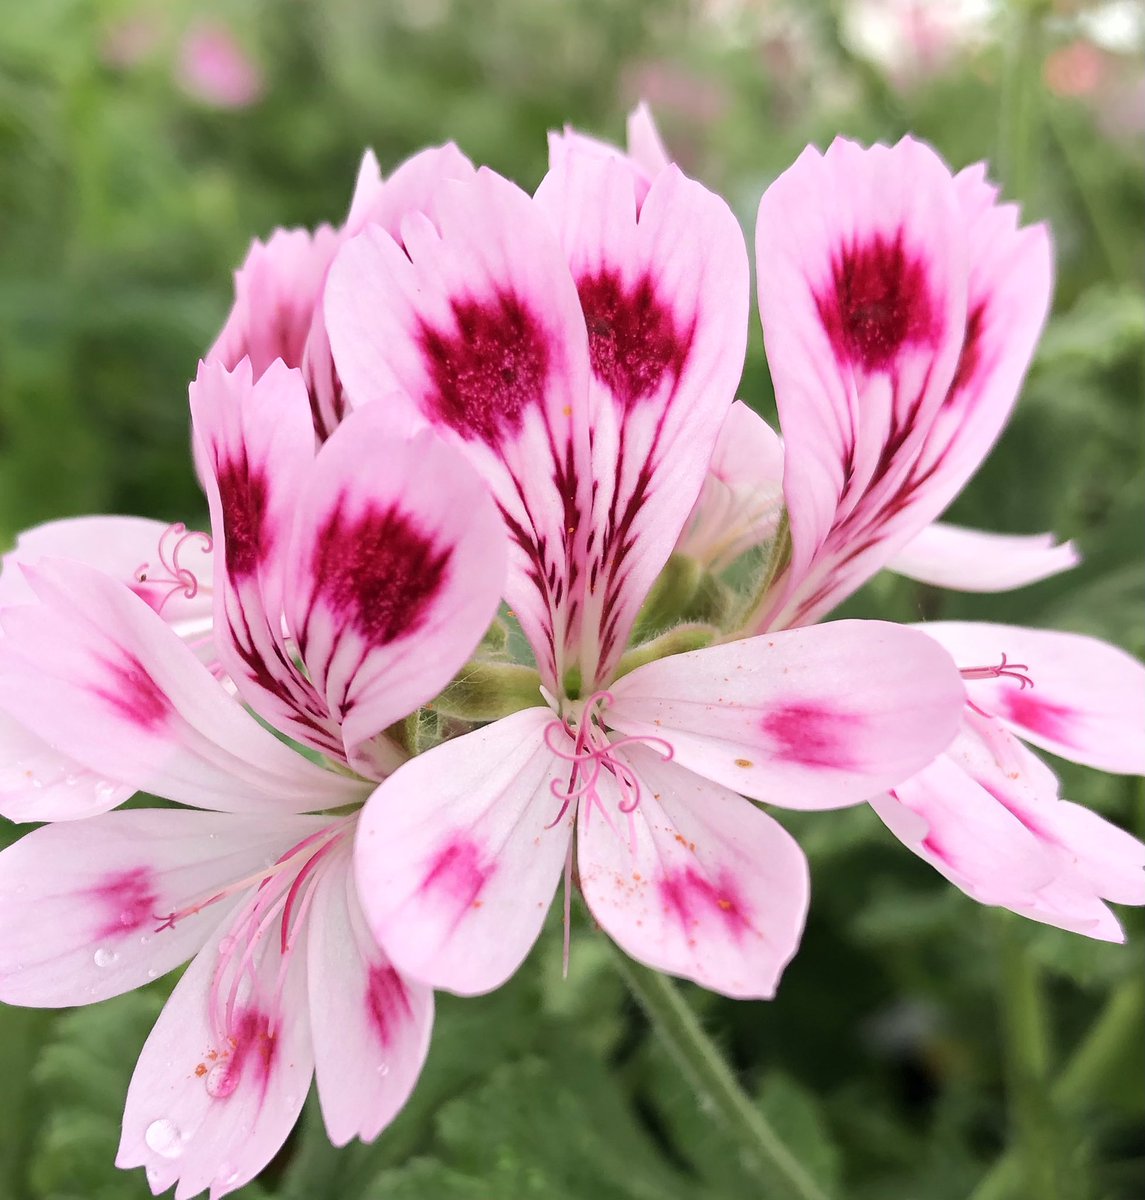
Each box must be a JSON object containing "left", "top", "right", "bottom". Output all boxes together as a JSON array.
[{"left": 609, "top": 948, "right": 831, "bottom": 1200}]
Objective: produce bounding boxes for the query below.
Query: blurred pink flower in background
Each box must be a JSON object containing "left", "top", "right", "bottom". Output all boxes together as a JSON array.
[{"left": 177, "top": 21, "right": 264, "bottom": 109}]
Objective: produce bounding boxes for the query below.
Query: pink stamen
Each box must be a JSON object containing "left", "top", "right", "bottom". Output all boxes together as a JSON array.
[
  {"left": 135, "top": 522, "right": 213, "bottom": 614},
  {"left": 960, "top": 652, "right": 1034, "bottom": 690}
]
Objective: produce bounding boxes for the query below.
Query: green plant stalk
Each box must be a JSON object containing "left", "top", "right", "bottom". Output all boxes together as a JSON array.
[
  {"left": 997, "top": 0, "right": 1048, "bottom": 205},
  {"left": 610, "top": 948, "right": 831, "bottom": 1200},
  {"left": 970, "top": 975, "right": 1145, "bottom": 1200}
]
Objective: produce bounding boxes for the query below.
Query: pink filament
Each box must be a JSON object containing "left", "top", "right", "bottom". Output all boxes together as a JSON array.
[
  {"left": 960, "top": 652, "right": 1034, "bottom": 690},
  {"left": 135, "top": 522, "right": 213, "bottom": 613}
]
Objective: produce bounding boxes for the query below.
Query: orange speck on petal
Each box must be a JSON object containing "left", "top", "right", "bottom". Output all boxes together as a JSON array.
[
  {"left": 194, "top": 1063, "right": 208, "bottom": 1077},
  {"left": 716, "top": 898, "right": 733, "bottom": 911},
  {"left": 735, "top": 758, "right": 753, "bottom": 768},
  {"left": 562, "top": 405, "right": 572, "bottom": 416}
]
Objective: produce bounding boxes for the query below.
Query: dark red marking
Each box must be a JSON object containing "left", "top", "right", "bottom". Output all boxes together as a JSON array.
[
  {"left": 216, "top": 454, "right": 271, "bottom": 580},
  {"left": 421, "top": 838, "right": 491, "bottom": 906},
  {"left": 659, "top": 867, "right": 750, "bottom": 938},
  {"left": 1002, "top": 691, "right": 1078, "bottom": 747},
  {"left": 762, "top": 702, "right": 861, "bottom": 769},
  {"left": 816, "top": 231, "right": 938, "bottom": 372},
  {"left": 419, "top": 289, "right": 550, "bottom": 445},
  {"left": 948, "top": 300, "right": 986, "bottom": 398},
  {"left": 309, "top": 501, "right": 451, "bottom": 648},
  {"left": 365, "top": 964, "right": 414, "bottom": 1049},
  {"left": 91, "top": 867, "right": 159, "bottom": 939},
  {"left": 92, "top": 654, "right": 171, "bottom": 731},
  {"left": 577, "top": 269, "right": 690, "bottom": 408}
]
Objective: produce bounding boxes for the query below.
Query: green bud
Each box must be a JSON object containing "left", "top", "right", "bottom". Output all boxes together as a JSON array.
[
  {"left": 429, "top": 661, "right": 543, "bottom": 721},
  {"left": 613, "top": 623, "right": 718, "bottom": 679}
]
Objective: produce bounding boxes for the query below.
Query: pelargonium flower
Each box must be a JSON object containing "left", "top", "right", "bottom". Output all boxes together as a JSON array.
[
  {"left": 325, "top": 137, "right": 966, "bottom": 1000},
  {"left": 678, "top": 133, "right": 1145, "bottom": 936},
  {"left": 0, "top": 359, "right": 506, "bottom": 1196}
]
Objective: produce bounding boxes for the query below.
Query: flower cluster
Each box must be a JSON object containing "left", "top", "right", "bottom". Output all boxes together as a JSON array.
[{"left": 1, "top": 107, "right": 1141, "bottom": 1198}]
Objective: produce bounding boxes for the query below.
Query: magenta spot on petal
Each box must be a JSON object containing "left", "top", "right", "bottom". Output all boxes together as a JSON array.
[
  {"left": 577, "top": 269, "right": 691, "bottom": 409},
  {"left": 659, "top": 867, "right": 750, "bottom": 939},
  {"left": 92, "top": 653, "right": 171, "bottom": 731},
  {"left": 421, "top": 838, "right": 491, "bottom": 907},
  {"left": 365, "top": 964, "right": 414, "bottom": 1049},
  {"left": 216, "top": 454, "right": 271, "bottom": 580},
  {"left": 206, "top": 1008, "right": 277, "bottom": 1100},
  {"left": 816, "top": 232, "right": 938, "bottom": 372},
  {"left": 1002, "top": 691, "right": 1078, "bottom": 747},
  {"left": 91, "top": 867, "right": 159, "bottom": 939},
  {"left": 418, "top": 290, "right": 550, "bottom": 445},
  {"left": 762, "top": 702, "right": 861, "bottom": 769},
  {"left": 309, "top": 501, "right": 451, "bottom": 648}
]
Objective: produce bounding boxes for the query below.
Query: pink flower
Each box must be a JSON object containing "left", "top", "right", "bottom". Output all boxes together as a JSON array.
[
  {"left": 176, "top": 23, "right": 264, "bottom": 110},
  {"left": 0, "top": 359, "right": 507, "bottom": 1195},
  {"left": 325, "top": 135, "right": 966, "bottom": 1000}
]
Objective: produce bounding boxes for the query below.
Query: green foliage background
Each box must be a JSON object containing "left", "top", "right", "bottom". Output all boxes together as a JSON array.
[{"left": 0, "top": 1, "right": 1142, "bottom": 1197}]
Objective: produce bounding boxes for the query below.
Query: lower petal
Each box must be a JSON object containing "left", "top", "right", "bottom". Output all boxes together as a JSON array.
[
  {"left": 578, "top": 744, "right": 809, "bottom": 999},
  {"left": 887, "top": 523, "right": 1079, "bottom": 592}
]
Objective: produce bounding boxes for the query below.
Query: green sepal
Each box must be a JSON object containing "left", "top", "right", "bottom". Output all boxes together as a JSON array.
[
  {"left": 429, "top": 661, "right": 543, "bottom": 721},
  {"left": 612, "top": 623, "right": 718, "bottom": 680}
]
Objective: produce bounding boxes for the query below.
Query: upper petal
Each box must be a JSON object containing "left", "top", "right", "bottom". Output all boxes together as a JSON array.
[
  {"left": 578, "top": 745, "right": 809, "bottom": 999},
  {"left": 0, "top": 558, "right": 362, "bottom": 813},
  {"left": 921, "top": 621, "right": 1145, "bottom": 773},
  {"left": 608, "top": 620, "right": 964, "bottom": 809},
  {"left": 354, "top": 708, "right": 572, "bottom": 995},
  {"left": 887, "top": 523, "right": 1080, "bottom": 592}
]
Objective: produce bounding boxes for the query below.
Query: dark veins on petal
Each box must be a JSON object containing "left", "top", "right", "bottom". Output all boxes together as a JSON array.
[
  {"left": 217, "top": 453, "right": 272, "bottom": 580},
  {"left": 577, "top": 269, "right": 691, "bottom": 408},
  {"left": 419, "top": 289, "right": 551, "bottom": 445},
  {"left": 817, "top": 231, "right": 938, "bottom": 372},
  {"left": 365, "top": 964, "right": 414, "bottom": 1049},
  {"left": 93, "top": 654, "right": 172, "bottom": 731},
  {"left": 91, "top": 867, "right": 159, "bottom": 939},
  {"left": 309, "top": 501, "right": 451, "bottom": 647}
]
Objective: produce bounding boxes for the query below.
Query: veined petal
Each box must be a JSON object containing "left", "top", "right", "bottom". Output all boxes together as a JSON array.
[
  {"left": 888, "top": 523, "right": 1080, "bottom": 592},
  {"left": 755, "top": 136, "right": 968, "bottom": 628},
  {"left": 284, "top": 408, "right": 507, "bottom": 761},
  {"left": 327, "top": 168, "right": 590, "bottom": 690},
  {"left": 354, "top": 708, "right": 572, "bottom": 995},
  {"left": 608, "top": 620, "right": 964, "bottom": 809},
  {"left": 922, "top": 621, "right": 1145, "bottom": 774},
  {"left": 192, "top": 357, "right": 347, "bottom": 761},
  {"left": 578, "top": 745, "right": 809, "bottom": 999},
  {"left": 0, "top": 558, "right": 364, "bottom": 813},
  {"left": 117, "top": 917, "right": 314, "bottom": 1200},
  {"left": 0, "top": 711, "right": 132, "bottom": 822},
  {"left": 0, "top": 810, "right": 326, "bottom": 1006},
  {"left": 306, "top": 843, "right": 433, "bottom": 1146},
  {"left": 535, "top": 152, "right": 749, "bottom": 684},
  {"left": 676, "top": 401, "right": 785, "bottom": 570}
]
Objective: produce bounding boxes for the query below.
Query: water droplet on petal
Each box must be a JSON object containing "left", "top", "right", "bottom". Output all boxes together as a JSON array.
[
  {"left": 217, "top": 935, "right": 237, "bottom": 956},
  {"left": 146, "top": 968, "right": 158, "bottom": 980},
  {"left": 93, "top": 947, "right": 119, "bottom": 968},
  {"left": 94, "top": 781, "right": 119, "bottom": 804},
  {"left": 205, "top": 1061, "right": 238, "bottom": 1099},
  {"left": 376, "top": 1062, "right": 390, "bottom": 1077},
  {"left": 217, "top": 1164, "right": 242, "bottom": 1187},
  {"left": 144, "top": 1118, "right": 184, "bottom": 1159}
]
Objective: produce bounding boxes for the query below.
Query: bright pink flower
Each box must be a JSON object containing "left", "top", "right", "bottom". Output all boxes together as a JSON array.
[
  {"left": 0, "top": 360, "right": 507, "bottom": 1195},
  {"left": 176, "top": 23, "right": 264, "bottom": 110},
  {"left": 326, "top": 137, "right": 966, "bottom": 1000}
]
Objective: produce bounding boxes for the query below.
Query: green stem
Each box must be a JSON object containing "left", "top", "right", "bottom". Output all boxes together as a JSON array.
[
  {"left": 610, "top": 949, "right": 831, "bottom": 1200},
  {"left": 997, "top": 0, "right": 1048, "bottom": 205},
  {"left": 971, "top": 975, "right": 1145, "bottom": 1200}
]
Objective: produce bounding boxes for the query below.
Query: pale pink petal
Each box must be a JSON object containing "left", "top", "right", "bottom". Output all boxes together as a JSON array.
[
  {"left": 676, "top": 401, "right": 785, "bottom": 569},
  {"left": 117, "top": 919, "right": 313, "bottom": 1200},
  {"left": 754, "top": 136, "right": 968, "bottom": 628},
  {"left": 306, "top": 844, "right": 433, "bottom": 1146},
  {"left": 608, "top": 620, "right": 964, "bottom": 809},
  {"left": 0, "top": 710, "right": 131, "bottom": 822},
  {"left": 0, "top": 558, "right": 364, "bottom": 813},
  {"left": 344, "top": 143, "right": 475, "bottom": 240},
  {"left": 0, "top": 810, "right": 325, "bottom": 1006},
  {"left": 578, "top": 745, "right": 808, "bottom": 998},
  {"left": 888, "top": 523, "right": 1080, "bottom": 591},
  {"left": 327, "top": 168, "right": 590, "bottom": 690},
  {"left": 922, "top": 621, "right": 1145, "bottom": 773},
  {"left": 534, "top": 153, "right": 749, "bottom": 683},
  {"left": 625, "top": 102, "right": 672, "bottom": 176},
  {"left": 284, "top": 409, "right": 506, "bottom": 762},
  {"left": 191, "top": 358, "right": 348, "bottom": 762},
  {"left": 354, "top": 708, "right": 572, "bottom": 995}
]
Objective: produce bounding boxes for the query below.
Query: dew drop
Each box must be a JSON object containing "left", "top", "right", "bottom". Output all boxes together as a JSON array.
[
  {"left": 93, "top": 947, "right": 119, "bottom": 968},
  {"left": 204, "top": 1061, "right": 239, "bottom": 1099},
  {"left": 216, "top": 1164, "right": 241, "bottom": 1187},
  {"left": 94, "top": 780, "right": 119, "bottom": 804},
  {"left": 144, "top": 1118, "right": 185, "bottom": 1159},
  {"left": 376, "top": 1063, "right": 390, "bottom": 1077},
  {"left": 217, "top": 935, "right": 237, "bottom": 956}
]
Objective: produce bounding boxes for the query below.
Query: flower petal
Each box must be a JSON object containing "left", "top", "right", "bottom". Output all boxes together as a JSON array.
[
  {"left": 534, "top": 151, "right": 749, "bottom": 683},
  {"left": 578, "top": 745, "right": 809, "bottom": 998},
  {"left": 887, "top": 523, "right": 1080, "bottom": 592},
  {"left": 608, "top": 620, "right": 964, "bottom": 809},
  {"left": 0, "top": 809, "right": 325, "bottom": 1006},
  {"left": 0, "top": 558, "right": 363, "bottom": 812},
  {"left": 922, "top": 621, "right": 1145, "bottom": 773},
  {"left": 625, "top": 102, "right": 672, "bottom": 177},
  {"left": 306, "top": 844, "right": 433, "bottom": 1146},
  {"left": 354, "top": 708, "right": 572, "bottom": 995},
  {"left": 117, "top": 918, "right": 314, "bottom": 1200},
  {"left": 284, "top": 407, "right": 507, "bottom": 761}
]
